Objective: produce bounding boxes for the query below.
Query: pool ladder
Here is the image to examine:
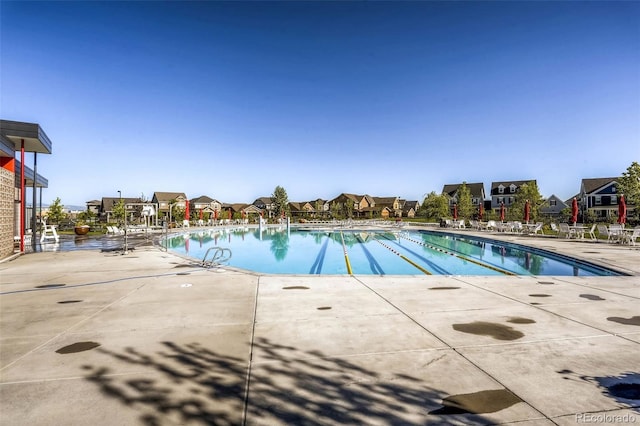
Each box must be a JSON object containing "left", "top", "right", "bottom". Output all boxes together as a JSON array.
[{"left": 202, "top": 247, "right": 233, "bottom": 269}]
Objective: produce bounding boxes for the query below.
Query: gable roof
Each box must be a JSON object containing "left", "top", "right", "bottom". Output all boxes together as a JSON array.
[
  {"left": 581, "top": 177, "right": 619, "bottom": 194},
  {"left": 101, "top": 197, "right": 141, "bottom": 211},
  {"left": 153, "top": 192, "right": 187, "bottom": 202},
  {"left": 191, "top": 195, "right": 215, "bottom": 204},
  {"left": 372, "top": 196, "right": 398, "bottom": 206},
  {"left": 253, "top": 197, "right": 273, "bottom": 206},
  {"left": 442, "top": 183, "right": 485, "bottom": 198},
  {"left": 490, "top": 180, "right": 535, "bottom": 190}
]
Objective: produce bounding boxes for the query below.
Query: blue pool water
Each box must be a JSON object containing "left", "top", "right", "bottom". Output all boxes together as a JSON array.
[{"left": 165, "top": 227, "right": 622, "bottom": 276}]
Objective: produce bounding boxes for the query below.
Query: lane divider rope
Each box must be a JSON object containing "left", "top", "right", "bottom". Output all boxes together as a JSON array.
[
  {"left": 340, "top": 231, "right": 353, "bottom": 275},
  {"left": 374, "top": 238, "right": 432, "bottom": 275},
  {"left": 397, "top": 234, "right": 515, "bottom": 276}
]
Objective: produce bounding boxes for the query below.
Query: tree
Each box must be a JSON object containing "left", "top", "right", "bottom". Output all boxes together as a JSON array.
[
  {"left": 271, "top": 185, "right": 289, "bottom": 218},
  {"left": 47, "top": 197, "right": 67, "bottom": 225},
  {"left": 77, "top": 209, "right": 96, "bottom": 224},
  {"left": 457, "top": 182, "right": 473, "bottom": 220},
  {"left": 506, "top": 182, "right": 544, "bottom": 222},
  {"left": 421, "top": 192, "right": 449, "bottom": 221},
  {"left": 346, "top": 200, "right": 354, "bottom": 219},
  {"left": 617, "top": 161, "right": 640, "bottom": 220},
  {"left": 112, "top": 199, "right": 126, "bottom": 224}
]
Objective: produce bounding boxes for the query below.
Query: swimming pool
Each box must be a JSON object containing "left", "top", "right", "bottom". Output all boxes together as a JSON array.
[{"left": 164, "top": 227, "right": 622, "bottom": 276}]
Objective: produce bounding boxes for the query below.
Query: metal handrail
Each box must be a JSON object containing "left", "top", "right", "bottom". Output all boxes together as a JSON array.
[{"left": 202, "top": 247, "right": 232, "bottom": 268}]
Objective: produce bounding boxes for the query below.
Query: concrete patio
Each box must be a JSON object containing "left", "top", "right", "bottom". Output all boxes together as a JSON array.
[{"left": 1, "top": 230, "right": 638, "bottom": 425}]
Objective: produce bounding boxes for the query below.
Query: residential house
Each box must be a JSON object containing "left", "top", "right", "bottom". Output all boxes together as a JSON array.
[
  {"left": 100, "top": 197, "right": 142, "bottom": 223},
  {"left": 328, "top": 193, "right": 362, "bottom": 217},
  {"left": 252, "top": 197, "right": 275, "bottom": 218},
  {"left": 540, "top": 194, "right": 569, "bottom": 218},
  {"left": 579, "top": 177, "right": 628, "bottom": 221},
  {"left": 311, "top": 199, "right": 330, "bottom": 217},
  {"left": 401, "top": 200, "right": 420, "bottom": 218},
  {"left": 372, "top": 196, "right": 401, "bottom": 217},
  {"left": 152, "top": 192, "right": 188, "bottom": 220},
  {"left": 190, "top": 195, "right": 222, "bottom": 217},
  {"left": 490, "top": 180, "right": 536, "bottom": 211},
  {"left": 86, "top": 200, "right": 101, "bottom": 216},
  {"left": 288, "top": 201, "right": 317, "bottom": 217},
  {"left": 328, "top": 193, "right": 375, "bottom": 218},
  {"left": 442, "top": 183, "right": 486, "bottom": 208}
]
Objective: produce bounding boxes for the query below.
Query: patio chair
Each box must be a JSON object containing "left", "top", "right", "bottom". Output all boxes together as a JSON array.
[
  {"left": 530, "top": 222, "right": 544, "bottom": 235},
  {"left": 486, "top": 220, "right": 497, "bottom": 231},
  {"left": 558, "top": 223, "right": 574, "bottom": 239},
  {"left": 625, "top": 227, "right": 640, "bottom": 246},
  {"left": 608, "top": 224, "right": 624, "bottom": 243},
  {"left": 596, "top": 224, "right": 616, "bottom": 243},
  {"left": 584, "top": 224, "right": 596, "bottom": 241}
]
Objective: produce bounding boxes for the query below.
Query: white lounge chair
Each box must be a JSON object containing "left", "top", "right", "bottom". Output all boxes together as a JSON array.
[
  {"left": 607, "top": 224, "right": 624, "bottom": 243},
  {"left": 584, "top": 224, "right": 596, "bottom": 241},
  {"left": 558, "top": 223, "right": 574, "bottom": 239},
  {"left": 624, "top": 226, "right": 640, "bottom": 246}
]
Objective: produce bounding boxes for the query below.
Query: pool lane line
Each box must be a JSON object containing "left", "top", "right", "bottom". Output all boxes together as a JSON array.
[
  {"left": 309, "top": 236, "right": 330, "bottom": 274},
  {"left": 373, "top": 238, "right": 432, "bottom": 275},
  {"left": 354, "top": 234, "right": 385, "bottom": 275},
  {"left": 339, "top": 231, "right": 353, "bottom": 275},
  {"left": 397, "top": 234, "right": 516, "bottom": 276}
]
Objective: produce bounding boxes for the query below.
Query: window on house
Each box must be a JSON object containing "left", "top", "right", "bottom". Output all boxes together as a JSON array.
[
  {"left": 498, "top": 186, "right": 504, "bottom": 194},
  {"left": 595, "top": 196, "right": 601, "bottom": 205},
  {"left": 549, "top": 200, "right": 557, "bottom": 206},
  {"left": 510, "top": 185, "right": 516, "bottom": 193},
  {"left": 498, "top": 197, "right": 504, "bottom": 204}
]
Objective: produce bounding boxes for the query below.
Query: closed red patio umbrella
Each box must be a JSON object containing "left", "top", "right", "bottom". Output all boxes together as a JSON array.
[
  {"left": 184, "top": 199, "right": 189, "bottom": 222},
  {"left": 499, "top": 202, "right": 505, "bottom": 222},
  {"left": 571, "top": 197, "right": 578, "bottom": 225},
  {"left": 214, "top": 210, "right": 218, "bottom": 220},
  {"left": 618, "top": 194, "right": 627, "bottom": 225},
  {"left": 523, "top": 200, "right": 530, "bottom": 223},
  {"left": 228, "top": 209, "right": 232, "bottom": 220},
  {"left": 199, "top": 209, "right": 203, "bottom": 220},
  {"left": 453, "top": 203, "right": 458, "bottom": 220},
  {"left": 478, "top": 204, "right": 484, "bottom": 221}
]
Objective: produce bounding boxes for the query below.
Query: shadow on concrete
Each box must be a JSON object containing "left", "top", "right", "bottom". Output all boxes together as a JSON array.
[{"left": 82, "top": 338, "right": 498, "bottom": 425}]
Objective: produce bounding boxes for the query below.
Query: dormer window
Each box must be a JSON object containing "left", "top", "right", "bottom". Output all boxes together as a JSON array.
[
  {"left": 510, "top": 184, "right": 517, "bottom": 193},
  {"left": 498, "top": 185, "right": 504, "bottom": 194}
]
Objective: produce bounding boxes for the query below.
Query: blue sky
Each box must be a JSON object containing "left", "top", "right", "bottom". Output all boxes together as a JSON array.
[{"left": 2, "top": 1, "right": 638, "bottom": 207}]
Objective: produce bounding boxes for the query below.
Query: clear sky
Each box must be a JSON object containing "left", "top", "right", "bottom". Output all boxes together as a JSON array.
[{"left": 2, "top": 1, "right": 639, "bottom": 207}]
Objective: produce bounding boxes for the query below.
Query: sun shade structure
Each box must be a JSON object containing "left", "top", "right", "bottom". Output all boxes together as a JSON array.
[{"left": 0, "top": 120, "right": 53, "bottom": 255}]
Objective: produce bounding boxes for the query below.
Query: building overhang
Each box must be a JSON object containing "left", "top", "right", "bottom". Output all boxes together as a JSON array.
[
  {"left": 15, "top": 161, "right": 48, "bottom": 188},
  {"left": 0, "top": 134, "right": 15, "bottom": 157},
  {"left": 0, "top": 120, "right": 53, "bottom": 154}
]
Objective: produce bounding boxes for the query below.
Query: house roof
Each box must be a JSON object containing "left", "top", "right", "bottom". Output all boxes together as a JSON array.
[
  {"left": 153, "top": 192, "right": 187, "bottom": 202},
  {"left": 253, "top": 197, "right": 273, "bottom": 205},
  {"left": 191, "top": 195, "right": 215, "bottom": 204},
  {"left": 101, "top": 197, "right": 142, "bottom": 211},
  {"left": 490, "top": 180, "right": 535, "bottom": 190},
  {"left": 372, "top": 196, "right": 397, "bottom": 207},
  {"left": 581, "top": 177, "right": 619, "bottom": 194},
  {"left": 403, "top": 201, "right": 419, "bottom": 213},
  {"left": 442, "top": 183, "right": 485, "bottom": 198}
]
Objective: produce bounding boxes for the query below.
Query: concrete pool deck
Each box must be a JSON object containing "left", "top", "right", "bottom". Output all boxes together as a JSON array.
[{"left": 1, "top": 229, "right": 638, "bottom": 425}]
